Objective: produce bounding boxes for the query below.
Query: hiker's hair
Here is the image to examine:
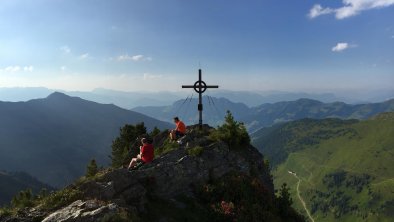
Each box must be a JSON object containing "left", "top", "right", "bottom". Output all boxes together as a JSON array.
[
  {"left": 174, "top": 117, "right": 179, "bottom": 121},
  {"left": 141, "top": 138, "right": 147, "bottom": 144}
]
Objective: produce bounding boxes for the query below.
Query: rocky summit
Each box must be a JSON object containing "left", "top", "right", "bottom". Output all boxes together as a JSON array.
[{"left": 1, "top": 125, "right": 304, "bottom": 222}]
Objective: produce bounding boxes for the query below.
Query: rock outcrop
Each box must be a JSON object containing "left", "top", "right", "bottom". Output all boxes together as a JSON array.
[
  {"left": 79, "top": 125, "right": 273, "bottom": 208},
  {"left": 42, "top": 200, "right": 118, "bottom": 222}
]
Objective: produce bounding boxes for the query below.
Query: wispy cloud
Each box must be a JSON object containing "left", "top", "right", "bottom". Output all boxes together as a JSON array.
[
  {"left": 78, "top": 53, "right": 89, "bottom": 60},
  {"left": 23, "top": 66, "right": 34, "bottom": 72},
  {"left": 308, "top": 4, "right": 335, "bottom": 18},
  {"left": 331, "top": 42, "right": 357, "bottom": 52},
  {"left": 0, "top": 65, "right": 34, "bottom": 73},
  {"left": 117, "top": 54, "right": 152, "bottom": 62},
  {"left": 5, "top": 66, "right": 21, "bottom": 72},
  {"left": 309, "top": 0, "right": 394, "bottom": 19},
  {"left": 60, "top": 45, "right": 71, "bottom": 54},
  {"left": 60, "top": 66, "right": 66, "bottom": 71}
]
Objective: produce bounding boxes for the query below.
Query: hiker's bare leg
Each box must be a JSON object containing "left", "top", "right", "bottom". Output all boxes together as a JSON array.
[
  {"left": 170, "top": 130, "right": 175, "bottom": 140},
  {"left": 128, "top": 158, "right": 138, "bottom": 169}
]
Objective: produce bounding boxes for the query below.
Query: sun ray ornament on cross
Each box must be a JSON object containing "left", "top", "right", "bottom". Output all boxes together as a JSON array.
[{"left": 182, "top": 69, "right": 219, "bottom": 129}]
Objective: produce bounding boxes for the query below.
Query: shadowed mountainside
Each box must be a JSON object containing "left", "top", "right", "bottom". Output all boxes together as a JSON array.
[
  {"left": 0, "top": 92, "right": 172, "bottom": 188},
  {"left": 0, "top": 171, "right": 54, "bottom": 206}
]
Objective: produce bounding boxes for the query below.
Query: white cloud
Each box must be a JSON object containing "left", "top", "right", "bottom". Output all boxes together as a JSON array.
[
  {"left": 23, "top": 66, "right": 34, "bottom": 72},
  {"left": 117, "top": 54, "right": 152, "bottom": 62},
  {"left": 78, "top": 53, "right": 89, "bottom": 60},
  {"left": 116, "top": 54, "right": 131, "bottom": 61},
  {"left": 308, "top": 4, "right": 335, "bottom": 18},
  {"left": 131, "top": 55, "right": 144, "bottom": 61},
  {"left": 0, "top": 66, "right": 34, "bottom": 73},
  {"left": 309, "top": 0, "right": 394, "bottom": 19},
  {"left": 4, "top": 66, "right": 21, "bottom": 72},
  {"left": 60, "top": 45, "right": 71, "bottom": 54},
  {"left": 332, "top": 42, "right": 350, "bottom": 52}
]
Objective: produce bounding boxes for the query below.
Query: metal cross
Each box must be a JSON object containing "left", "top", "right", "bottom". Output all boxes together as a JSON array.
[{"left": 182, "top": 69, "right": 219, "bottom": 129}]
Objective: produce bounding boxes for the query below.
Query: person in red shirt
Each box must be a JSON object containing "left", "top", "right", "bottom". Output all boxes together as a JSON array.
[
  {"left": 128, "top": 138, "right": 154, "bottom": 169},
  {"left": 170, "top": 117, "right": 186, "bottom": 140}
]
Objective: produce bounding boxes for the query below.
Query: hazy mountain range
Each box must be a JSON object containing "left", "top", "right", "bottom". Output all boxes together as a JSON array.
[
  {"left": 0, "top": 87, "right": 184, "bottom": 108},
  {"left": 132, "top": 96, "right": 251, "bottom": 127},
  {"left": 243, "top": 98, "right": 394, "bottom": 132},
  {"left": 133, "top": 97, "right": 394, "bottom": 132},
  {"left": 0, "top": 92, "right": 172, "bottom": 188},
  {"left": 251, "top": 113, "right": 394, "bottom": 221},
  {"left": 1, "top": 87, "right": 394, "bottom": 109}
]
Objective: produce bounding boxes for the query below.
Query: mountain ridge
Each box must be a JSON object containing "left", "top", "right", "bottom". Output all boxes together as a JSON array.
[
  {"left": 2, "top": 87, "right": 394, "bottom": 107},
  {"left": 0, "top": 92, "right": 172, "bottom": 188},
  {"left": 133, "top": 97, "right": 394, "bottom": 132}
]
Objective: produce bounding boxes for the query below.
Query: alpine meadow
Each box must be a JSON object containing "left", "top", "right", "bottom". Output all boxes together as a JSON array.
[{"left": 252, "top": 113, "right": 394, "bottom": 221}]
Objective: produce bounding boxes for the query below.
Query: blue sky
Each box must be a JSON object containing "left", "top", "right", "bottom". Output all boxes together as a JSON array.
[{"left": 0, "top": 0, "right": 393, "bottom": 92}]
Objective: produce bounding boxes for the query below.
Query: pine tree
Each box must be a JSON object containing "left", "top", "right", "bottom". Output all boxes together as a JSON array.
[
  {"left": 111, "top": 122, "right": 147, "bottom": 168},
  {"left": 150, "top": 126, "right": 161, "bottom": 138},
  {"left": 211, "top": 110, "right": 250, "bottom": 149},
  {"left": 278, "top": 183, "right": 293, "bottom": 207},
  {"left": 277, "top": 183, "right": 294, "bottom": 217},
  {"left": 11, "top": 189, "right": 34, "bottom": 208},
  {"left": 86, "top": 159, "right": 98, "bottom": 178}
]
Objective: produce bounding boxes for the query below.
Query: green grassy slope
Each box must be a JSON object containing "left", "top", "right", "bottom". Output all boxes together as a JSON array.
[{"left": 252, "top": 112, "right": 394, "bottom": 221}]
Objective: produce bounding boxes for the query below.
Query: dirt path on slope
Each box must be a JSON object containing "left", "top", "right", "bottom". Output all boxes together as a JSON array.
[{"left": 289, "top": 172, "right": 315, "bottom": 222}]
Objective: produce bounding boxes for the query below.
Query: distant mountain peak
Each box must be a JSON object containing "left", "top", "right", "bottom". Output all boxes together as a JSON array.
[
  {"left": 45, "top": 92, "right": 84, "bottom": 103},
  {"left": 294, "top": 98, "right": 322, "bottom": 104},
  {"left": 46, "top": 91, "right": 72, "bottom": 99}
]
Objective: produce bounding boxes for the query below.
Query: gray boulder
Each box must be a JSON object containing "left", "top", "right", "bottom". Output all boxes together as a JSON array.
[{"left": 42, "top": 200, "right": 118, "bottom": 222}]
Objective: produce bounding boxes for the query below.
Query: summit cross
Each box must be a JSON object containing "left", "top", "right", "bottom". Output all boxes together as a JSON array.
[{"left": 182, "top": 69, "right": 219, "bottom": 129}]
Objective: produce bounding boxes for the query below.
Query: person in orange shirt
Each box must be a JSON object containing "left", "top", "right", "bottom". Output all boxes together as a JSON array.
[{"left": 170, "top": 117, "right": 186, "bottom": 140}]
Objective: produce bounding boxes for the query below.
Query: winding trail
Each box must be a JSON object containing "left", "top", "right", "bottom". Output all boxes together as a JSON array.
[{"left": 289, "top": 171, "right": 315, "bottom": 222}]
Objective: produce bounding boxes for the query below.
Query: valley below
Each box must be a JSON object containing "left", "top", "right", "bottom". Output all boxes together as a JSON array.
[{"left": 252, "top": 113, "right": 394, "bottom": 221}]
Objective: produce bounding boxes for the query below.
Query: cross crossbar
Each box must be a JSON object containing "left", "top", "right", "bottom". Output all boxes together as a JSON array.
[{"left": 181, "top": 69, "right": 219, "bottom": 129}]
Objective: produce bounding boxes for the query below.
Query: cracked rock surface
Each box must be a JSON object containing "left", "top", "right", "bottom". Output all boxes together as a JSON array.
[{"left": 42, "top": 200, "right": 117, "bottom": 222}]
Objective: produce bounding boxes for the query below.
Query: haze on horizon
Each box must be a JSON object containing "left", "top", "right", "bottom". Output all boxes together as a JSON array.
[{"left": 0, "top": 0, "right": 393, "bottom": 93}]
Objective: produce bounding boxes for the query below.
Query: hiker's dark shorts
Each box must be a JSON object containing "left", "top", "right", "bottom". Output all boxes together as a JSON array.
[{"left": 175, "top": 130, "right": 185, "bottom": 138}]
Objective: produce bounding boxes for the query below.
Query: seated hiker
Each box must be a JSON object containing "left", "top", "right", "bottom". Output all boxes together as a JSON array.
[
  {"left": 170, "top": 117, "right": 186, "bottom": 140},
  {"left": 128, "top": 138, "right": 154, "bottom": 169}
]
